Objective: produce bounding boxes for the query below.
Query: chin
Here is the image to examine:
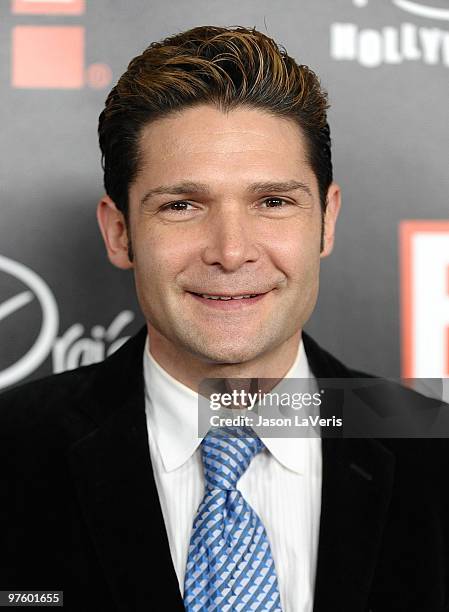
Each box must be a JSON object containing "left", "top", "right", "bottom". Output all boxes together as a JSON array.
[{"left": 194, "top": 341, "right": 264, "bottom": 365}]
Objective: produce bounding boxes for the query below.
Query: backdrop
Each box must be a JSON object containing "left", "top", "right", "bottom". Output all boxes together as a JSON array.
[{"left": 1, "top": 0, "right": 448, "bottom": 392}]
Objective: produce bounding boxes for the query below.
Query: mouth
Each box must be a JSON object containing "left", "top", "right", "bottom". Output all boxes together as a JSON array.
[
  {"left": 186, "top": 290, "right": 271, "bottom": 309},
  {"left": 190, "top": 292, "right": 263, "bottom": 300}
]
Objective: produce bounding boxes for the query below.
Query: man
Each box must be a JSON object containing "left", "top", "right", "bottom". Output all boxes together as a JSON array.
[{"left": 1, "top": 25, "right": 448, "bottom": 612}]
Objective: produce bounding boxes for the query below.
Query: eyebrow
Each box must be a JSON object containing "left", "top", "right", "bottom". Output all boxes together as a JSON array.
[{"left": 140, "top": 179, "right": 313, "bottom": 207}]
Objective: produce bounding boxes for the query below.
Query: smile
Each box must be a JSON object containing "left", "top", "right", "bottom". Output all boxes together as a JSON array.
[
  {"left": 195, "top": 293, "right": 260, "bottom": 300},
  {"left": 187, "top": 291, "right": 270, "bottom": 308}
]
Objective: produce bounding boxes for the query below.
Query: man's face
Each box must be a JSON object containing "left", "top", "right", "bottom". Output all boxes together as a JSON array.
[{"left": 106, "top": 105, "right": 339, "bottom": 365}]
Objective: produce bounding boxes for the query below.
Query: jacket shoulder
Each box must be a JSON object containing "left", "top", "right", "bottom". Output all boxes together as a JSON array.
[
  {"left": 303, "top": 332, "right": 449, "bottom": 456},
  {"left": 0, "top": 363, "right": 101, "bottom": 434},
  {"left": 0, "top": 325, "right": 148, "bottom": 435}
]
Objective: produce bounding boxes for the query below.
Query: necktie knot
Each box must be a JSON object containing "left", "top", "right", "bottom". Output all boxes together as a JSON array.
[{"left": 201, "top": 425, "right": 263, "bottom": 490}]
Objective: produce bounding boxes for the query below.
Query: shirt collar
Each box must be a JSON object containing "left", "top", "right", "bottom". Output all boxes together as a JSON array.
[{"left": 143, "top": 335, "right": 316, "bottom": 474}]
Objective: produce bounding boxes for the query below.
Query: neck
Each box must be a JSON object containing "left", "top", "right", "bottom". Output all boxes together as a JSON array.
[{"left": 146, "top": 324, "right": 302, "bottom": 394}]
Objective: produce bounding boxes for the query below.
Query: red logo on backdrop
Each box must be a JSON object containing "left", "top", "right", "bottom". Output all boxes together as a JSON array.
[
  {"left": 12, "top": 26, "right": 85, "bottom": 88},
  {"left": 400, "top": 220, "right": 449, "bottom": 378},
  {"left": 12, "top": 0, "right": 85, "bottom": 15},
  {"left": 10, "top": 0, "right": 112, "bottom": 89}
]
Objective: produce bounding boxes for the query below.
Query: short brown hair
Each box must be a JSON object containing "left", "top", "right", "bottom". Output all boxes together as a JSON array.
[{"left": 98, "top": 25, "right": 332, "bottom": 218}]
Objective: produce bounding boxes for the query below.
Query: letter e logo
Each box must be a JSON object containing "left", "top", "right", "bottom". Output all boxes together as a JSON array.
[{"left": 401, "top": 220, "right": 449, "bottom": 377}]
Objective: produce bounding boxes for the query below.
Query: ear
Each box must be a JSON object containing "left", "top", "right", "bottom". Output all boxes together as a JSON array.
[
  {"left": 96, "top": 195, "right": 133, "bottom": 269},
  {"left": 320, "top": 182, "right": 341, "bottom": 259}
]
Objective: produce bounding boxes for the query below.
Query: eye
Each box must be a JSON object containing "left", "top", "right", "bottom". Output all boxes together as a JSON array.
[
  {"left": 160, "top": 200, "right": 195, "bottom": 213},
  {"left": 260, "top": 197, "right": 290, "bottom": 209}
]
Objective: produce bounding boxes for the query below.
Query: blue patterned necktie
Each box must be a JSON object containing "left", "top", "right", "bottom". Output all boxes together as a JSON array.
[{"left": 183, "top": 426, "right": 282, "bottom": 611}]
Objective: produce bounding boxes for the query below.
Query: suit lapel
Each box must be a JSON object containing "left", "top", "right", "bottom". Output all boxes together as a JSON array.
[
  {"left": 303, "top": 333, "right": 395, "bottom": 612},
  {"left": 67, "top": 326, "right": 184, "bottom": 612}
]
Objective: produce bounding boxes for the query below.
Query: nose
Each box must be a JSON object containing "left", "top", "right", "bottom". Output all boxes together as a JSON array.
[{"left": 201, "top": 202, "right": 260, "bottom": 272}]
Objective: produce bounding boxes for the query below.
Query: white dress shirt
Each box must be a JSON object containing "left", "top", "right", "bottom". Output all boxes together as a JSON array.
[{"left": 143, "top": 336, "right": 322, "bottom": 612}]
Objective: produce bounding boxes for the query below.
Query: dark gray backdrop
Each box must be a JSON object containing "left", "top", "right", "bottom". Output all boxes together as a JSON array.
[{"left": 1, "top": 0, "right": 448, "bottom": 391}]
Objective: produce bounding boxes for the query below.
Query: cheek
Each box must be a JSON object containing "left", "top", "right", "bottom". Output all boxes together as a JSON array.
[
  {"left": 132, "top": 225, "right": 192, "bottom": 288},
  {"left": 270, "top": 225, "right": 321, "bottom": 281}
]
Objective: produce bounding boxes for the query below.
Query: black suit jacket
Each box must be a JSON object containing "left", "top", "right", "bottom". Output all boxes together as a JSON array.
[{"left": 1, "top": 326, "right": 449, "bottom": 612}]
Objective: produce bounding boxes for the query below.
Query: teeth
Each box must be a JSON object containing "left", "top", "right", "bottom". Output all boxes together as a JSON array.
[{"left": 199, "top": 294, "right": 258, "bottom": 300}]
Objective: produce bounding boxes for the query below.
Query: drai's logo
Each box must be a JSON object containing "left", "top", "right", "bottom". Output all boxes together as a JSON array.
[
  {"left": 331, "top": 0, "right": 449, "bottom": 67},
  {"left": 0, "top": 255, "right": 134, "bottom": 390}
]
